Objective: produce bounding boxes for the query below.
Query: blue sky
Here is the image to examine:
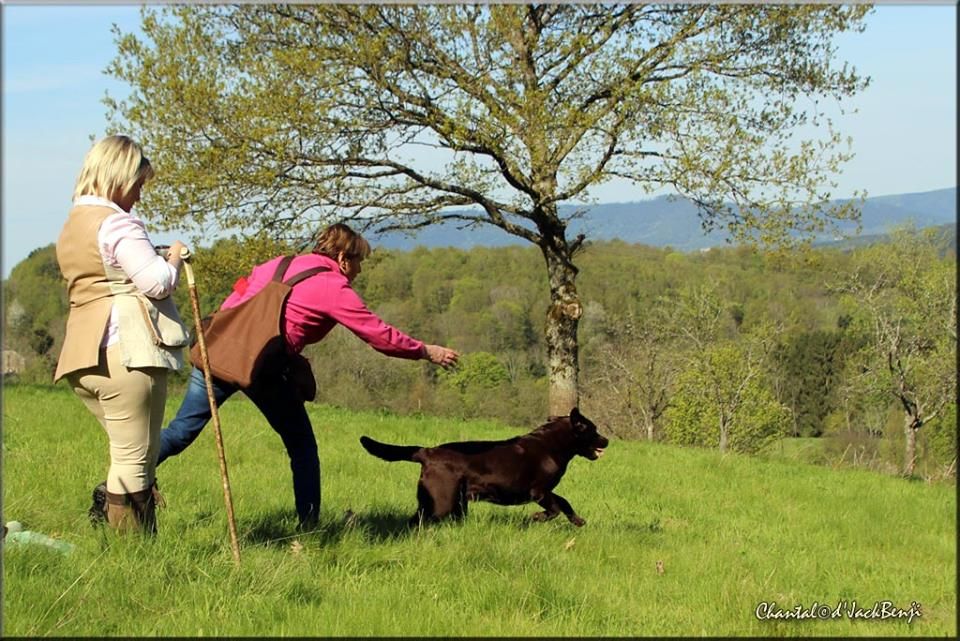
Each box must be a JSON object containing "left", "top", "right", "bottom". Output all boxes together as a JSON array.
[{"left": 2, "top": 4, "right": 957, "bottom": 277}]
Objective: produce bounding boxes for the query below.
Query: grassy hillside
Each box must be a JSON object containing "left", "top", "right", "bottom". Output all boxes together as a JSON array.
[{"left": 2, "top": 384, "right": 955, "bottom": 636}]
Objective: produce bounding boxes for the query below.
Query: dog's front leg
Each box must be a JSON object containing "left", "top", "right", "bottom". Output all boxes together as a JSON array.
[
  {"left": 532, "top": 492, "right": 585, "bottom": 527},
  {"left": 553, "top": 493, "right": 586, "bottom": 526},
  {"left": 530, "top": 489, "right": 559, "bottom": 522}
]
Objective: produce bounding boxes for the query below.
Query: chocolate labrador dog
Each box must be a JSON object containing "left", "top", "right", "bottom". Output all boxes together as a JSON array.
[{"left": 359, "top": 407, "right": 609, "bottom": 527}]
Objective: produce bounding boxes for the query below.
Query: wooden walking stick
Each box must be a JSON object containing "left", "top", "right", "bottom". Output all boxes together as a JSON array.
[{"left": 180, "top": 248, "right": 242, "bottom": 567}]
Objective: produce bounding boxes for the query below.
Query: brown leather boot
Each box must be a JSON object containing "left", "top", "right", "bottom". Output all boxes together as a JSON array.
[
  {"left": 105, "top": 490, "right": 138, "bottom": 533},
  {"left": 105, "top": 484, "right": 161, "bottom": 535}
]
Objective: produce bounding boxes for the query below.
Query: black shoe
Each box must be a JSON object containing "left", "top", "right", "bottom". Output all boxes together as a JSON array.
[{"left": 88, "top": 481, "right": 107, "bottom": 526}]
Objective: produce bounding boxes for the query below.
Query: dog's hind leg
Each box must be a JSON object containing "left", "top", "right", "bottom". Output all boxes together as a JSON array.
[
  {"left": 409, "top": 481, "right": 434, "bottom": 528},
  {"left": 416, "top": 474, "right": 465, "bottom": 523},
  {"left": 451, "top": 478, "right": 469, "bottom": 521}
]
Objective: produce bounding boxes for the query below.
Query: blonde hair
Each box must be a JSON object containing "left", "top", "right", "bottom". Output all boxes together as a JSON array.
[
  {"left": 73, "top": 135, "right": 155, "bottom": 204},
  {"left": 312, "top": 223, "right": 371, "bottom": 260}
]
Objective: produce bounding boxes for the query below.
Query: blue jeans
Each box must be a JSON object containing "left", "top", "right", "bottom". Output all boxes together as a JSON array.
[{"left": 158, "top": 367, "right": 320, "bottom": 527}]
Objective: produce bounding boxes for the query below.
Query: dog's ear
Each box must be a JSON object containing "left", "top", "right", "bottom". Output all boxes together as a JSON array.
[
  {"left": 569, "top": 407, "right": 599, "bottom": 434},
  {"left": 570, "top": 407, "right": 587, "bottom": 431}
]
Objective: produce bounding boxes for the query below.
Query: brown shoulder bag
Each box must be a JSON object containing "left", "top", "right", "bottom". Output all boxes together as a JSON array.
[{"left": 189, "top": 256, "right": 329, "bottom": 390}]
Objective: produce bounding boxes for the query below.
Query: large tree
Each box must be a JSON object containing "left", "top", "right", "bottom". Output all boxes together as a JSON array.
[
  {"left": 833, "top": 226, "right": 957, "bottom": 476},
  {"left": 107, "top": 4, "right": 869, "bottom": 415}
]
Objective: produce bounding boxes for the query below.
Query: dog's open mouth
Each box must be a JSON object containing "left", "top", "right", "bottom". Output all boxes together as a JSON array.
[{"left": 593, "top": 447, "right": 605, "bottom": 459}]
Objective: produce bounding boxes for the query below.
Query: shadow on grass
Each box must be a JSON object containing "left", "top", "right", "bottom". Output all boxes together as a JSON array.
[
  {"left": 477, "top": 507, "right": 668, "bottom": 537},
  {"left": 239, "top": 509, "right": 301, "bottom": 548},
  {"left": 347, "top": 509, "right": 415, "bottom": 542},
  {"left": 238, "top": 507, "right": 416, "bottom": 548},
  {"left": 238, "top": 504, "right": 661, "bottom": 550}
]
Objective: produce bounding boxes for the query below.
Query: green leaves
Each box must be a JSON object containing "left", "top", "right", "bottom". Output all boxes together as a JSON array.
[
  {"left": 665, "top": 342, "right": 789, "bottom": 454},
  {"left": 108, "top": 5, "right": 869, "bottom": 248},
  {"left": 829, "top": 224, "right": 957, "bottom": 474},
  {"left": 2, "top": 245, "right": 68, "bottom": 371},
  {"left": 105, "top": 5, "right": 872, "bottom": 411},
  {"left": 438, "top": 351, "right": 510, "bottom": 394}
]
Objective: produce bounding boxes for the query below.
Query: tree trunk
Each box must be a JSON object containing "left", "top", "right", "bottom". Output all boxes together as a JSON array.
[
  {"left": 541, "top": 237, "right": 581, "bottom": 418},
  {"left": 719, "top": 414, "right": 729, "bottom": 453},
  {"left": 903, "top": 415, "right": 920, "bottom": 477}
]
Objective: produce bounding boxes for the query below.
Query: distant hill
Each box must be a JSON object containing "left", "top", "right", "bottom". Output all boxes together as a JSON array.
[
  {"left": 816, "top": 222, "right": 957, "bottom": 255},
  {"left": 371, "top": 187, "right": 957, "bottom": 251}
]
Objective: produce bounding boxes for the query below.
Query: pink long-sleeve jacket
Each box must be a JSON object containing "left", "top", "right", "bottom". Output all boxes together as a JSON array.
[{"left": 220, "top": 253, "right": 425, "bottom": 359}]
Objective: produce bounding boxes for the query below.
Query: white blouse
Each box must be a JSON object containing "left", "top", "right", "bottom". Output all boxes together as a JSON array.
[{"left": 74, "top": 195, "right": 179, "bottom": 347}]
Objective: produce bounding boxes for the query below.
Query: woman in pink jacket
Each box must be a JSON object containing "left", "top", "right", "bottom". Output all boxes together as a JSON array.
[{"left": 141, "top": 223, "right": 458, "bottom": 530}]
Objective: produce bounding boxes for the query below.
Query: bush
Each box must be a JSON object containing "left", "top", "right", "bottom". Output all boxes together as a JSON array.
[
  {"left": 664, "top": 348, "right": 789, "bottom": 454},
  {"left": 923, "top": 403, "right": 957, "bottom": 470},
  {"left": 437, "top": 352, "right": 509, "bottom": 393}
]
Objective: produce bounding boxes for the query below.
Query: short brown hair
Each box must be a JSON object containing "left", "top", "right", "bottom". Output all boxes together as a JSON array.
[{"left": 312, "top": 223, "right": 371, "bottom": 260}]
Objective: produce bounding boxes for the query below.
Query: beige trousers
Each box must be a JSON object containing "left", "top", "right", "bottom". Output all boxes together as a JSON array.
[{"left": 68, "top": 344, "right": 168, "bottom": 494}]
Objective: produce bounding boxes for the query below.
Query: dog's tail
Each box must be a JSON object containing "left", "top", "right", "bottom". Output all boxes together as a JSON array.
[{"left": 359, "top": 436, "right": 422, "bottom": 463}]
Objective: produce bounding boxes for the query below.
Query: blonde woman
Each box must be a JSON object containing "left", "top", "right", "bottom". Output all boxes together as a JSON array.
[{"left": 55, "top": 135, "right": 190, "bottom": 535}]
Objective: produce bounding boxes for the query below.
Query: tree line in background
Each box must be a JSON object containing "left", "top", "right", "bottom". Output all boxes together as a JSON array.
[{"left": 3, "top": 224, "right": 956, "bottom": 479}]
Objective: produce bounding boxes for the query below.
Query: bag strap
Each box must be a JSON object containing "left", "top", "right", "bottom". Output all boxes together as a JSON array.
[
  {"left": 271, "top": 255, "right": 331, "bottom": 288},
  {"left": 271, "top": 255, "right": 297, "bottom": 283},
  {"left": 283, "top": 266, "right": 330, "bottom": 287}
]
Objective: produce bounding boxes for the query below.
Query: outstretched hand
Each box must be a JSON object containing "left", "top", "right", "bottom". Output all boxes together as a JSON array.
[{"left": 424, "top": 344, "right": 460, "bottom": 369}]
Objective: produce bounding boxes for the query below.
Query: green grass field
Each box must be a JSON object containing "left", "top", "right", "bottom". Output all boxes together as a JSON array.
[{"left": 2, "top": 384, "right": 955, "bottom": 636}]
